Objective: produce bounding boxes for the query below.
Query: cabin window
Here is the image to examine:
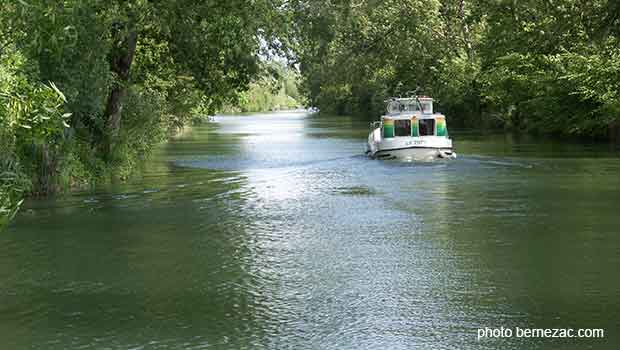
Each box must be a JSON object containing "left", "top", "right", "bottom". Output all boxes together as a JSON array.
[
  {"left": 394, "top": 119, "right": 411, "bottom": 137},
  {"left": 418, "top": 119, "right": 435, "bottom": 136}
]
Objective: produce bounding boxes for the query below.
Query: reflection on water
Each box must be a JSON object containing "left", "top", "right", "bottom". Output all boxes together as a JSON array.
[{"left": 1, "top": 111, "right": 619, "bottom": 349}]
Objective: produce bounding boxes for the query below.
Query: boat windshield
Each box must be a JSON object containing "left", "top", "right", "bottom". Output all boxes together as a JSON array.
[
  {"left": 401, "top": 102, "right": 419, "bottom": 113},
  {"left": 386, "top": 97, "right": 434, "bottom": 115}
]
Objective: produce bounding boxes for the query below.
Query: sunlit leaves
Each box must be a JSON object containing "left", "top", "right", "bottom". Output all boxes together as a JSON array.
[{"left": 2, "top": 81, "right": 70, "bottom": 143}]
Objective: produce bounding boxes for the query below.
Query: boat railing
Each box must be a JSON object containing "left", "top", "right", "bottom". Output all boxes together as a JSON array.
[
  {"left": 386, "top": 96, "right": 436, "bottom": 114},
  {"left": 386, "top": 97, "right": 421, "bottom": 115}
]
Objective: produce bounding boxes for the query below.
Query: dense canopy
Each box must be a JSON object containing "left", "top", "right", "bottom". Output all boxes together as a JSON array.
[{"left": 291, "top": 0, "right": 620, "bottom": 137}]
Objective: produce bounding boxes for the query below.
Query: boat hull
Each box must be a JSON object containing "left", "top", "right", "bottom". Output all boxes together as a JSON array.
[
  {"left": 367, "top": 128, "right": 456, "bottom": 161},
  {"left": 371, "top": 146, "right": 455, "bottom": 161}
]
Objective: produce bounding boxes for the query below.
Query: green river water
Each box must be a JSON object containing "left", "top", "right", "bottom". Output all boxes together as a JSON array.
[{"left": 1, "top": 111, "right": 619, "bottom": 349}]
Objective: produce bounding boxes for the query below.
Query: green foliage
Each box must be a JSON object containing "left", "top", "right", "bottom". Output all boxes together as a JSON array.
[
  {"left": 222, "top": 62, "right": 304, "bottom": 113},
  {"left": 0, "top": 45, "right": 75, "bottom": 196},
  {"left": 2, "top": 81, "right": 70, "bottom": 144},
  {"left": 0, "top": 0, "right": 292, "bottom": 227},
  {"left": 477, "top": 1, "right": 620, "bottom": 137},
  {"left": 0, "top": 130, "right": 29, "bottom": 231},
  {"left": 291, "top": 0, "right": 479, "bottom": 118},
  {"left": 0, "top": 172, "right": 27, "bottom": 232},
  {"left": 0, "top": 52, "right": 32, "bottom": 230},
  {"left": 292, "top": 0, "right": 620, "bottom": 137},
  {"left": 110, "top": 85, "right": 170, "bottom": 179}
]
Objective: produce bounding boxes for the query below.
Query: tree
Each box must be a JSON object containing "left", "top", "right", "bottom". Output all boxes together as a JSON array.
[
  {"left": 0, "top": 0, "right": 293, "bottom": 228},
  {"left": 291, "top": 0, "right": 620, "bottom": 137},
  {"left": 0, "top": 0, "right": 291, "bottom": 193}
]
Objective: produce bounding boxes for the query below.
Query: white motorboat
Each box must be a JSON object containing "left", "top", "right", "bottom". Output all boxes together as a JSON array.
[{"left": 366, "top": 95, "right": 456, "bottom": 161}]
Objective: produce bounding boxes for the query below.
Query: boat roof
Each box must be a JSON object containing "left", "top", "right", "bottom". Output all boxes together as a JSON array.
[
  {"left": 385, "top": 95, "right": 436, "bottom": 116},
  {"left": 385, "top": 96, "right": 433, "bottom": 102},
  {"left": 381, "top": 113, "right": 442, "bottom": 120}
]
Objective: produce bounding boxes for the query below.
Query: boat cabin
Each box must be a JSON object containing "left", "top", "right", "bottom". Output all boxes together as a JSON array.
[{"left": 381, "top": 97, "right": 448, "bottom": 138}]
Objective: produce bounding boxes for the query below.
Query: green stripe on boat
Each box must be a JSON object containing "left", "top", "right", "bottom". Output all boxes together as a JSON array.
[
  {"left": 411, "top": 117, "right": 419, "bottom": 137},
  {"left": 383, "top": 118, "right": 394, "bottom": 138},
  {"left": 436, "top": 116, "right": 447, "bottom": 136}
]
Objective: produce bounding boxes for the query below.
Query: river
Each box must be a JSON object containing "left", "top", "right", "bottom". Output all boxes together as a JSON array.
[{"left": 1, "top": 111, "right": 619, "bottom": 349}]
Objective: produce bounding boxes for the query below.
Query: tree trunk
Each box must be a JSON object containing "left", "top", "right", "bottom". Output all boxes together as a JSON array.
[
  {"left": 103, "top": 28, "right": 137, "bottom": 159},
  {"left": 610, "top": 121, "right": 620, "bottom": 142},
  {"left": 34, "top": 142, "right": 57, "bottom": 196}
]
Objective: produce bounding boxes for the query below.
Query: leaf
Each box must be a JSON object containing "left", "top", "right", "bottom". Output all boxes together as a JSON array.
[
  {"left": 9, "top": 200, "right": 24, "bottom": 221},
  {"left": 62, "top": 113, "right": 72, "bottom": 118},
  {"left": 48, "top": 82, "right": 67, "bottom": 102}
]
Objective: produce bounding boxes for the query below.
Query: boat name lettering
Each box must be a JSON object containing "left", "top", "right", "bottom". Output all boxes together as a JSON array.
[{"left": 405, "top": 140, "right": 425, "bottom": 146}]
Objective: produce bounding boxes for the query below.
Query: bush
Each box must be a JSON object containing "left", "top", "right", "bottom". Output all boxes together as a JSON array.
[{"left": 0, "top": 49, "right": 69, "bottom": 228}]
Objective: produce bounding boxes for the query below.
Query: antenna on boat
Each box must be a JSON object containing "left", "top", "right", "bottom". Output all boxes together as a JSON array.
[
  {"left": 405, "top": 87, "right": 424, "bottom": 113},
  {"left": 416, "top": 96, "right": 424, "bottom": 113}
]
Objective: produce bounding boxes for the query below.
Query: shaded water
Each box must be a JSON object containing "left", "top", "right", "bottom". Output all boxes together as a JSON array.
[{"left": 1, "top": 111, "right": 619, "bottom": 349}]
